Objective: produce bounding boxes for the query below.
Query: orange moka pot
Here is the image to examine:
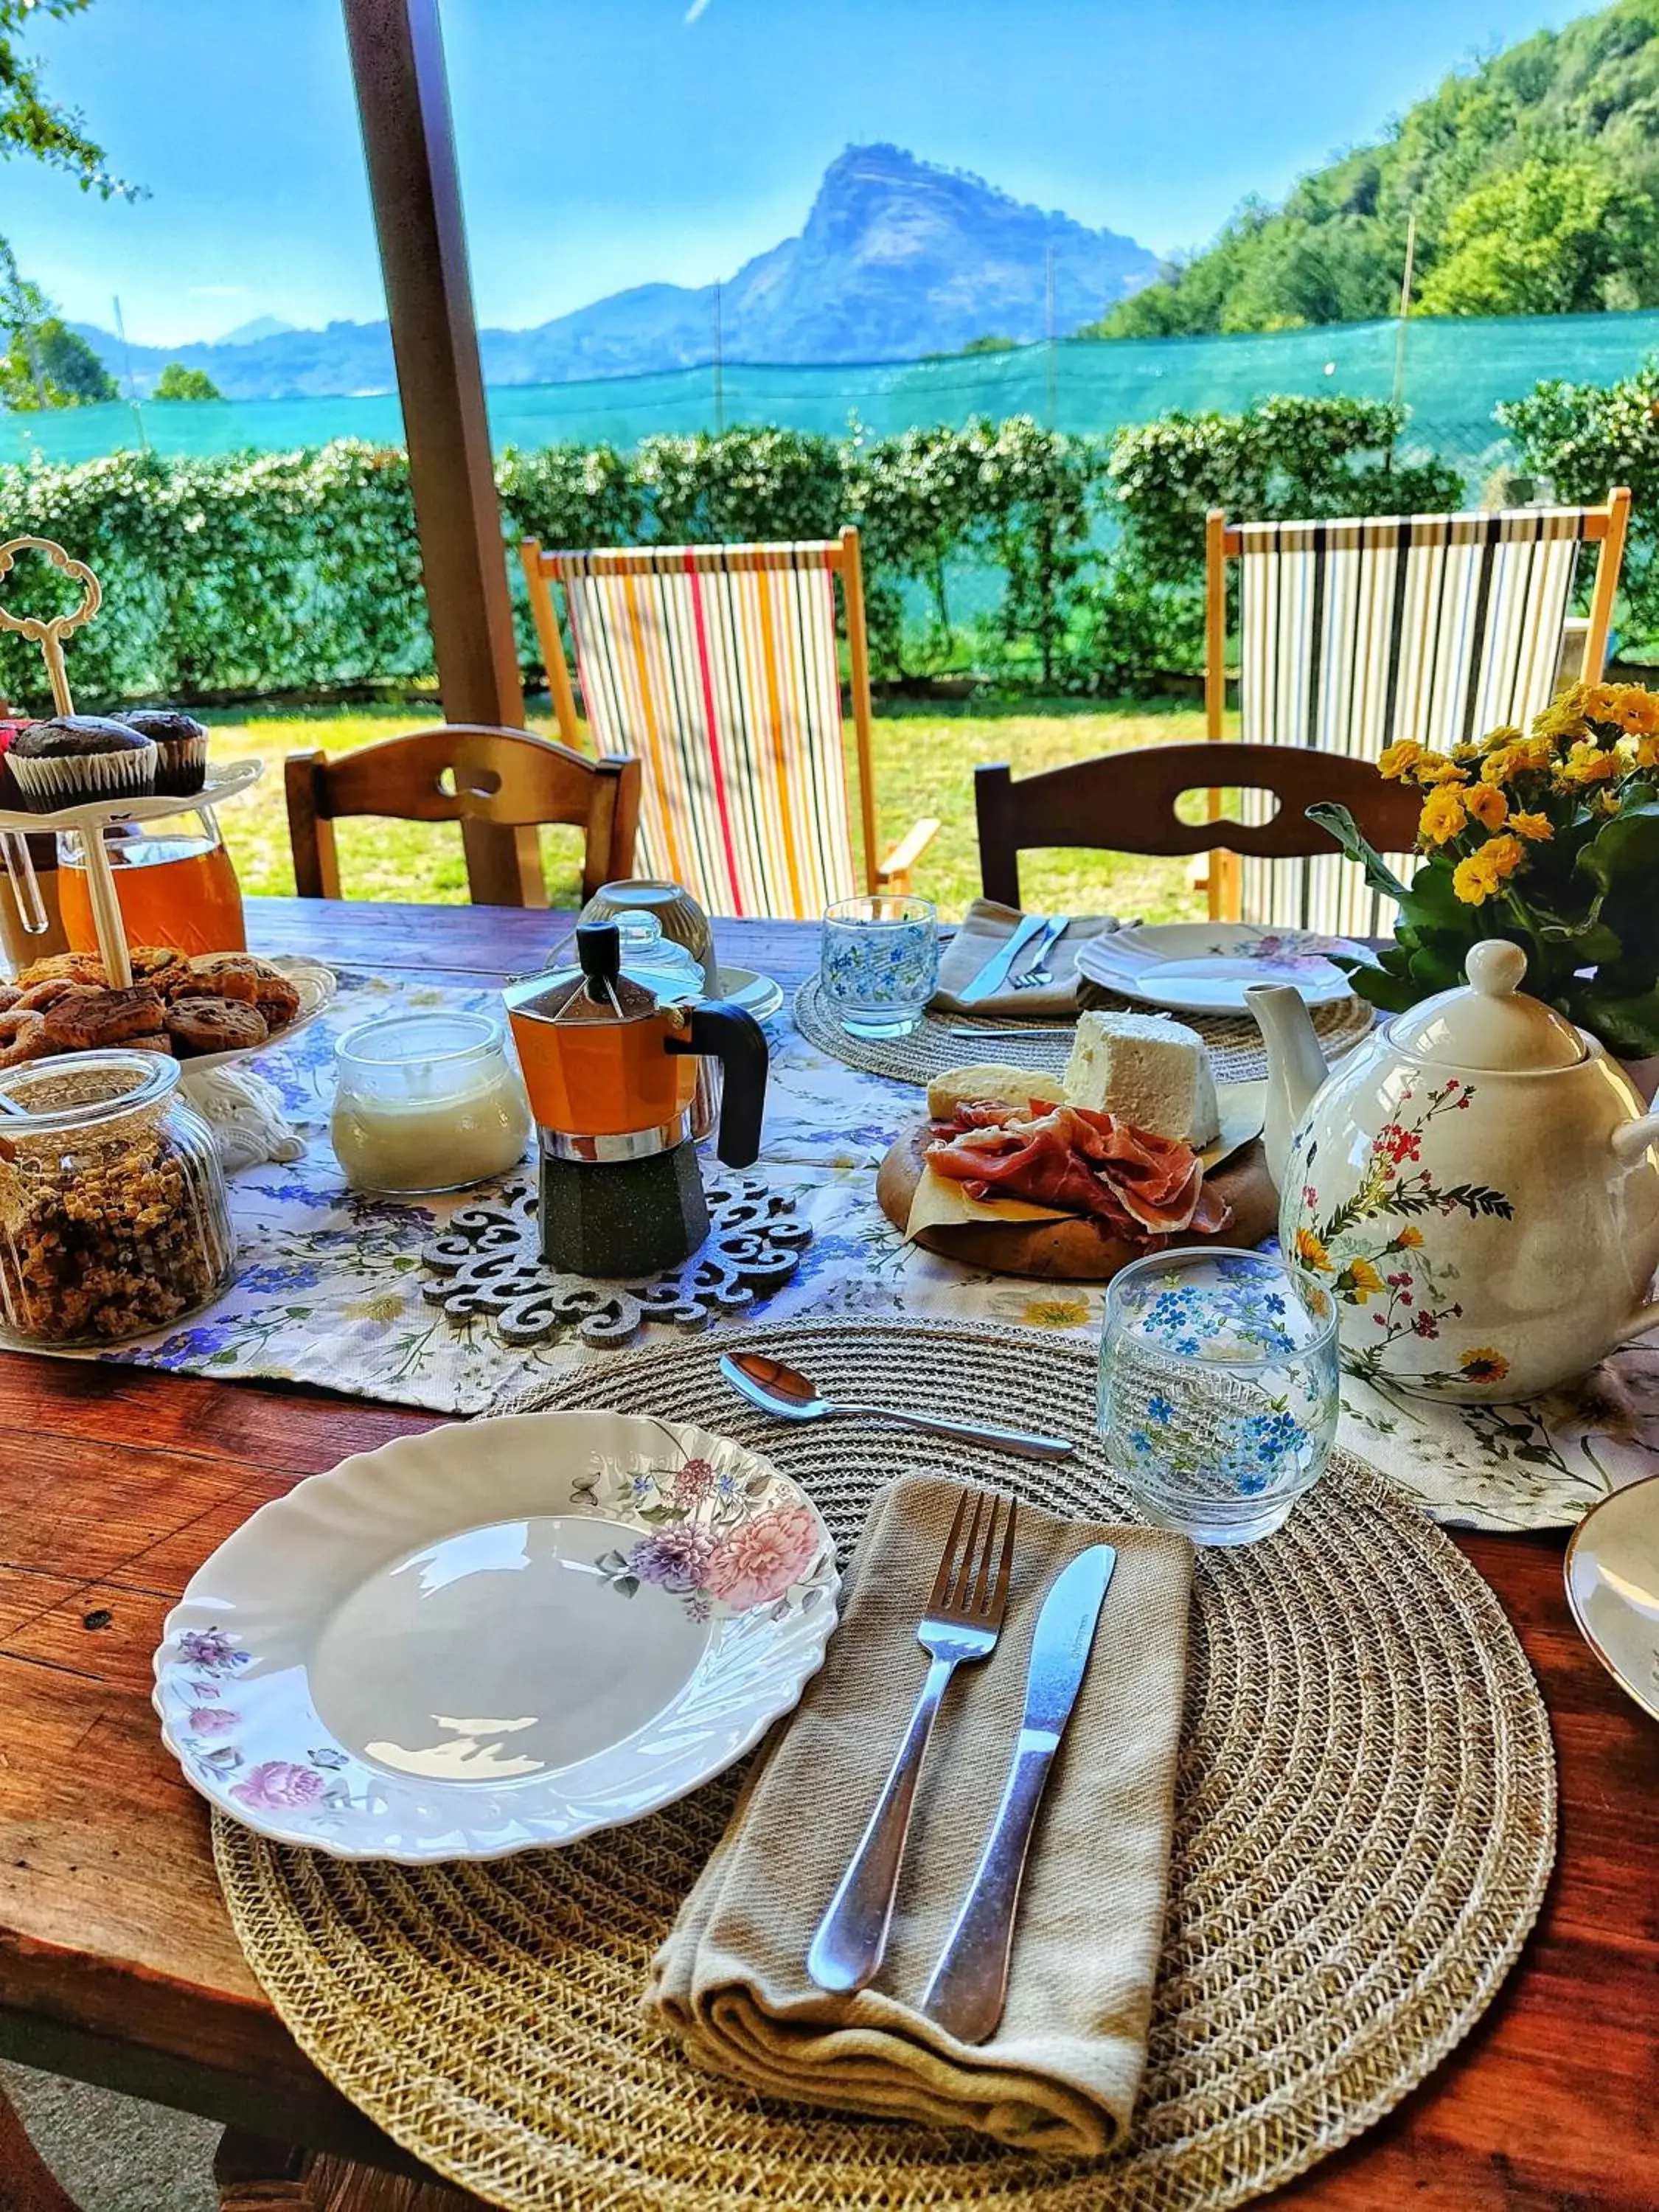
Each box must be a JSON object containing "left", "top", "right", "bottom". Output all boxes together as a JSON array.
[{"left": 503, "top": 920, "right": 768, "bottom": 1276}]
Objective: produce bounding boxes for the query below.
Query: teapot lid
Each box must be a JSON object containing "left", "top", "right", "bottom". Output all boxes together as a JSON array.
[{"left": 1385, "top": 939, "right": 1585, "bottom": 1072}]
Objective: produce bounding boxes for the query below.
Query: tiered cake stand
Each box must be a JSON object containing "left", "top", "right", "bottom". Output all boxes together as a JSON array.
[
  {"left": 0, "top": 760, "right": 265, "bottom": 985},
  {"left": 0, "top": 533, "right": 267, "bottom": 987}
]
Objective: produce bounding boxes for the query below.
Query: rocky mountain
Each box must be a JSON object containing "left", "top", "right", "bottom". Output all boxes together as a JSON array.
[{"left": 69, "top": 145, "right": 1154, "bottom": 400}]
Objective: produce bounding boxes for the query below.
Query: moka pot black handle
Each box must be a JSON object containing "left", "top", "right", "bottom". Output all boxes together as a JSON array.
[{"left": 664, "top": 1002, "right": 768, "bottom": 1166}]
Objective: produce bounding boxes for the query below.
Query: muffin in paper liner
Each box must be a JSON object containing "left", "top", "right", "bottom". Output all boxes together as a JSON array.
[
  {"left": 122, "top": 710, "right": 208, "bottom": 797},
  {"left": 8, "top": 721, "right": 159, "bottom": 813}
]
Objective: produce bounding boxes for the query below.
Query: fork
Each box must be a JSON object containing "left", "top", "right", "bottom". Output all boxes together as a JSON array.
[
  {"left": 1010, "top": 914, "right": 1070, "bottom": 991},
  {"left": 807, "top": 1490, "right": 1018, "bottom": 1994}
]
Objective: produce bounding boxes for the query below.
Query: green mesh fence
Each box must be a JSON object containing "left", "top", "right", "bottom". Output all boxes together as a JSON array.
[{"left": 2, "top": 307, "right": 1655, "bottom": 480}]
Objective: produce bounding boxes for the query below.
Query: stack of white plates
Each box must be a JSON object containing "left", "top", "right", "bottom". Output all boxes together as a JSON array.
[{"left": 1075, "top": 922, "right": 1367, "bottom": 1015}]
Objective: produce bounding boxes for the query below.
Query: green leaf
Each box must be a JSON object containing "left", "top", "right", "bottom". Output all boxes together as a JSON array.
[
  {"left": 1538, "top": 919, "right": 1623, "bottom": 967},
  {"left": 1571, "top": 980, "right": 1659, "bottom": 1057},
  {"left": 1405, "top": 945, "right": 1466, "bottom": 991},
  {"left": 1395, "top": 856, "right": 1478, "bottom": 932},
  {"left": 1576, "top": 801, "right": 1659, "bottom": 898},
  {"left": 1305, "top": 802, "right": 1411, "bottom": 901},
  {"left": 1350, "top": 963, "right": 1425, "bottom": 1014}
]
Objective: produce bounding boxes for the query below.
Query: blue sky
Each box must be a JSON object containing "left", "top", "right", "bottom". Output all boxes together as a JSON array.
[{"left": 4, "top": 0, "right": 1573, "bottom": 344}]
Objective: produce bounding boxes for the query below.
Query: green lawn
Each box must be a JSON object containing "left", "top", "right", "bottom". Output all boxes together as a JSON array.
[{"left": 201, "top": 695, "right": 1216, "bottom": 923}]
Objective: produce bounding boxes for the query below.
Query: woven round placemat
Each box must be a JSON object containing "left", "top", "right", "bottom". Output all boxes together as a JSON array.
[
  {"left": 213, "top": 1318, "right": 1555, "bottom": 2212},
  {"left": 792, "top": 975, "right": 1373, "bottom": 1088}
]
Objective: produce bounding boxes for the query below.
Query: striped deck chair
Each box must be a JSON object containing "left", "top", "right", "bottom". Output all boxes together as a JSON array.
[
  {"left": 519, "top": 526, "right": 938, "bottom": 919},
  {"left": 1203, "top": 490, "right": 1631, "bottom": 934}
]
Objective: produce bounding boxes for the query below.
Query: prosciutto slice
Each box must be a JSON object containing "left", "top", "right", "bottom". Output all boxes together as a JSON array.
[{"left": 927, "top": 1102, "right": 1231, "bottom": 1246}]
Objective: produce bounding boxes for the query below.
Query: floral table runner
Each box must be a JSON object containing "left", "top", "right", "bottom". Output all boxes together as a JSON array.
[{"left": 41, "top": 967, "right": 1658, "bottom": 1532}]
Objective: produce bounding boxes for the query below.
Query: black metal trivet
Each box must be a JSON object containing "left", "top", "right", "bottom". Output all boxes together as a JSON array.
[{"left": 420, "top": 1173, "right": 812, "bottom": 1349}]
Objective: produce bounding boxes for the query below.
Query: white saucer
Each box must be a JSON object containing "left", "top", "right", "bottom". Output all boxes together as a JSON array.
[
  {"left": 154, "top": 1409, "right": 839, "bottom": 1860},
  {"left": 1565, "top": 1473, "right": 1659, "bottom": 1724},
  {"left": 717, "top": 965, "right": 785, "bottom": 1023}
]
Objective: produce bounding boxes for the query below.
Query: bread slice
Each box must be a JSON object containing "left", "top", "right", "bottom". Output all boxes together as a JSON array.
[
  {"left": 1062, "top": 1009, "right": 1220, "bottom": 1146},
  {"left": 926, "top": 1064, "right": 1065, "bottom": 1120}
]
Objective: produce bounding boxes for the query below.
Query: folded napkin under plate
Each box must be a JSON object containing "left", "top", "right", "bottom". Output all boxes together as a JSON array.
[
  {"left": 931, "top": 900, "right": 1124, "bottom": 1020},
  {"left": 647, "top": 1471, "right": 1193, "bottom": 2158}
]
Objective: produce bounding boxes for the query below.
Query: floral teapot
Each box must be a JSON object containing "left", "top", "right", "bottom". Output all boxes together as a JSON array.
[{"left": 1248, "top": 940, "right": 1659, "bottom": 1401}]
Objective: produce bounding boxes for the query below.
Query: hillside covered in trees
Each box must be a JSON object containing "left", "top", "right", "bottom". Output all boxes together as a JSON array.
[{"left": 1085, "top": 0, "right": 1659, "bottom": 336}]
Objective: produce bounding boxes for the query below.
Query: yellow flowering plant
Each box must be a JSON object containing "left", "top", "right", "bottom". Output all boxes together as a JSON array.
[{"left": 1310, "top": 681, "right": 1659, "bottom": 1056}]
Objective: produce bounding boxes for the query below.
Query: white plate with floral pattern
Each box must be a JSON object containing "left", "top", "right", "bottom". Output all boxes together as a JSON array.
[
  {"left": 1565, "top": 1472, "right": 1659, "bottom": 1725},
  {"left": 153, "top": 1410, "right": 840, "bottom": 1861},
  {"left": 1076, "top": 923, "right": 1368, "bottom": 1014}
]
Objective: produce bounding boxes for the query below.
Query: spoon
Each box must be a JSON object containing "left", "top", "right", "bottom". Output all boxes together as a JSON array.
[{"left": 719, "top": 1351, "right": 1074, "bottom": 1461}]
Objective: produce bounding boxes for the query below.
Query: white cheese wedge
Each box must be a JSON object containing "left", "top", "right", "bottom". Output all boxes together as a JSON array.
[
  {"left": 925, "top": 1064, "right": 1065, "bottom": 1120},
  {"left": 1062, "top": 1009, "right": 1220, "bottom": 1147}
]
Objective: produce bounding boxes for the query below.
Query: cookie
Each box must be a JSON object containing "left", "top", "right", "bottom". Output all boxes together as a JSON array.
[
  {"left": 165, "top": 997, "right": 268, "bottom": 1056},
  {"left": 0, "top": 1008, "right": 47, "bottom": 1068},
  {"left": 41, "top": 985, "right": 167, "bottom": 1055},
  {"left": 14, "top": 978, "right": 102, "bottom": 1012},
  {"left": 253, "top": 973, "right": 301, "bottom": 1029},
  {"left": 170, "top": 952, "right": 262, "bottom": 1006},
  {"left": 128, "top": 945, "right": 189, "bottom": 987},
  {"left": 17, "top": 952, "right": 107, "bottom": 989}
]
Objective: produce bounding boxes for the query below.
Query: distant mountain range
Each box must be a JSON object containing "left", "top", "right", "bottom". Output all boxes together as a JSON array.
[{"left": 69, "top": 145, "right": 1155, "bottom": 402}]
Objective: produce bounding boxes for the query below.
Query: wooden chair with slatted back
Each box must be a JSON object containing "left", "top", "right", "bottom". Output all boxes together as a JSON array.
[
  {"left": 1202, "top": 487, "right": 1631, "bottom": 926},
  {"left": 284, "top": 726, "right": 641, "bottom": 906},
  {"left": 518, "top": 525, "right": 939, "bottom": 919},
  {"left": 975, "top": 742, "right": 1423, "bottom": 933}
]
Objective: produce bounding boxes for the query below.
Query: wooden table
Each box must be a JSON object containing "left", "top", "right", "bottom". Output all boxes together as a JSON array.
[{"left": 1, "top": 899, "right": 1655, "bottom": 2211}]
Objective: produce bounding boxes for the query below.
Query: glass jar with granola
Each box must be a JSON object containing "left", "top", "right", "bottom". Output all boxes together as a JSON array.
[{"left": 0, "top": 1048, "right": 236, "bottom": 1345}]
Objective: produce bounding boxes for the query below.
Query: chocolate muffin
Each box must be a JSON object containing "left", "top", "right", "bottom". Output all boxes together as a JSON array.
[
  {"left": 121, "top": 708, "right": 208, "bottom": 797},
  {"left": 0, "top": 720, "right": 31, "bottom": 811},
  {"left": 7, "top": 715, "right": 158, "bottom": 813}
]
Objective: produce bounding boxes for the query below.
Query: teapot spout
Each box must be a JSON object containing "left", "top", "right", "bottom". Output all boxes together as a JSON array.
[{"left": 1247, "top": 983, "right": 1329, "bottom": 1192}]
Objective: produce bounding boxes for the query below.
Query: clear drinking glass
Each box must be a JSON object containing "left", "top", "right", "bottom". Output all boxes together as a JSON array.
[
  {"left": 1099, "top": 1248, "right": 1340, "bottom": 1545},
  {"left": 819, "top": 894, "right": 939, "bottom": 1039}
]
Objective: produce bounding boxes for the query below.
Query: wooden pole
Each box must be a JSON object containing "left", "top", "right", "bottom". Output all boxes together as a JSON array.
[
  {"left": 1203, "top": 507, "right": 1235, "bottom": 920},
  {"left": 341, "top": 0, "right": 543, "bottom": 908}
]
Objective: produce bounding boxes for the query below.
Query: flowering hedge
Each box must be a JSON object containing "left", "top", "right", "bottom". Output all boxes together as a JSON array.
[{"left": 0, "top": 403, "right": 1464, "bottom": 709}]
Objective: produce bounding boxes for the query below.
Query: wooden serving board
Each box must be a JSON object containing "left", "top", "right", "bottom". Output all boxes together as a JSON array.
[{"left": 876, "top": 1121, "right": 1278, "bottom": 1281}]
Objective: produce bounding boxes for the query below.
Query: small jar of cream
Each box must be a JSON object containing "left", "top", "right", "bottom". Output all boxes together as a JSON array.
[{"left": 330, "top": 1012, "right": 531, "bottom": 1194}]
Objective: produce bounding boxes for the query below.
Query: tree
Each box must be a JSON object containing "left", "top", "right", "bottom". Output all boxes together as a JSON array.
[
  {"left": 0, "top": 310, "right": 116, "bottom": 406},
  {"left": 0, "top": 1, "right": 134, "bottom": 199},
  {"left": 1, "top": 2, "right": 139, "bottom": 408},
  {"left": 1416, "top": 155, "right": 1659, "bottom": 316},
  {"left": 1073, "top": 3, "right": 1659, "bottom": 336},
  {"left": 154, "top": 361, "right": 222, "bottom": 401}
]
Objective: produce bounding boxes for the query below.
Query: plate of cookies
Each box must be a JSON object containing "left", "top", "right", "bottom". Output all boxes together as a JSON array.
[{"left": 1, "top": 947, "right": 336, "bottom": 1072}]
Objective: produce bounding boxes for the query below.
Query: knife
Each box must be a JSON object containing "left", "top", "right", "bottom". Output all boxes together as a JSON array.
[
  {"left": 956, "top": 913, "right": 1049, "bottom": 1005},
  {"left": 919, "top": 1543, "right": 1116, "bottom": 2044}
]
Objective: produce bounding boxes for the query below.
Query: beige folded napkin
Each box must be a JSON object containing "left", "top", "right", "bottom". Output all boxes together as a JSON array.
[
  {"left": 931, "top": 899, "right": 1122, "bottom": 1018},
  {"left": 646, "top": 1472, "right": 1194, "bottom": 2158}
]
